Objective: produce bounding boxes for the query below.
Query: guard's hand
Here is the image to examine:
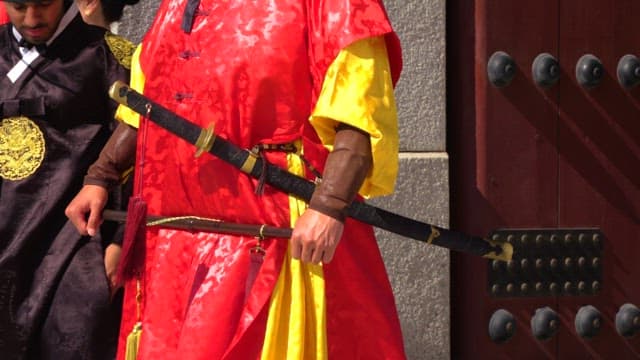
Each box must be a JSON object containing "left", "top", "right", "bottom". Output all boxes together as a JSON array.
[
  {"left": 65, "top": 185, "right": 108, "bottom": 236},
  {"left": 104, "top": 243, "right": 122, "bottom": 299},
  {"left": 291, "top": 208, "right": 344, "bottom": 264}
]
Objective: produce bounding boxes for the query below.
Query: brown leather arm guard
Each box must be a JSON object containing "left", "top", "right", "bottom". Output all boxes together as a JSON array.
[
  {"left": 308, "top": 124, "right": 373, "bottom": 222},
  {"left": 84, "top": 122, "right": 137, "bottom": 189}
]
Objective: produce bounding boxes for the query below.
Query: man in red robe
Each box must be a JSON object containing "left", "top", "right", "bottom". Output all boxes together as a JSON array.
[{"left": 67, "top": 0, "right": 406, "bottom": 358}]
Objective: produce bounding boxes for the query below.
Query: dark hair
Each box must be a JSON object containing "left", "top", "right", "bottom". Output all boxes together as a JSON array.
[{"left": 101, "top": 0, "right": 139, "bottom": 23}]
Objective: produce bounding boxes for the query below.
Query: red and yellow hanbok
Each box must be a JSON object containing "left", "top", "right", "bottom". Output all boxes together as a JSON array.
[{"left": 116, "top": 0, "right": 405, "bottom": 358}]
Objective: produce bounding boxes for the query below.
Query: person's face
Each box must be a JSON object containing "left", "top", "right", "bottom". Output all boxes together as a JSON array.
[{"left": 4, "top": 0, "right": 64, "bottom": 44}]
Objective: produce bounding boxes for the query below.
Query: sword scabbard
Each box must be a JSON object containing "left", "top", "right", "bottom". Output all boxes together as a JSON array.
[{"left": 108, "top": 81, "right": 512, "bottom": 261}]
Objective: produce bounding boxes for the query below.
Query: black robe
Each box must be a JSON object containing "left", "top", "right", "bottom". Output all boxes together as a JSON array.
[{"left": 0, "top": 12, "right": 131, "bottom": 360}]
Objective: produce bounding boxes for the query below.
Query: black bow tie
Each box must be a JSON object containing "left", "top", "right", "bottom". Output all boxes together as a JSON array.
[{"left": 18, "top": 38, "right": 47, "bottom": 53}]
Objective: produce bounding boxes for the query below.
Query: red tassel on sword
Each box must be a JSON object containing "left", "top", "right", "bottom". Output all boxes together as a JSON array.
[{"left": 115, "top": 195, "right": 147, "bottom": 286}]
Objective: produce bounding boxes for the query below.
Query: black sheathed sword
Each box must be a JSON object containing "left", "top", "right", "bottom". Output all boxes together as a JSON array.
[{"left": 109, "top": 81, "right": 513, "bottom": 261}]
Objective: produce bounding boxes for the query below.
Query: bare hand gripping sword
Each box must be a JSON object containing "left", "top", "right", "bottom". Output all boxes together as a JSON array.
[{"left": 108, "top": 81, "right": 513, "bottom": 261}]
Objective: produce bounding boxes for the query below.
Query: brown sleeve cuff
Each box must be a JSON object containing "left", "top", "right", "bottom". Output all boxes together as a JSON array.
[
  {"left": 83, "top": 175, "right": 111, "bottom": 189},
  {"left": 309, "top": 196, "right": 349, "bottom": 221},
  {"left": 308, "top": 124, "right": 372, "bottom": 222},
  {"left": 85, "top": 122, "right": 137, "bottom": 189}
]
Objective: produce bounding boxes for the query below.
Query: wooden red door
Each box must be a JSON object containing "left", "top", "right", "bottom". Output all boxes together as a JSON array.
[{"left": 449, "top": 0, "right": 640, "bottom": 358}]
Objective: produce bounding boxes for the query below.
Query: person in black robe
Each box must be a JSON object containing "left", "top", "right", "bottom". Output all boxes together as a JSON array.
[{"left": 0, "top": 0, "right": 134, "bottom": 357}]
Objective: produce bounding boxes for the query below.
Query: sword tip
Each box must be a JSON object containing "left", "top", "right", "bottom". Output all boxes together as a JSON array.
[{"left": 484, "top": 239, "right": 514, "bottom": 262}]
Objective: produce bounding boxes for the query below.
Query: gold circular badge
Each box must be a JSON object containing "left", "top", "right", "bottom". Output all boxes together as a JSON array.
[{"left": 0, "top": 116, "right": 45, "bottom": 181}]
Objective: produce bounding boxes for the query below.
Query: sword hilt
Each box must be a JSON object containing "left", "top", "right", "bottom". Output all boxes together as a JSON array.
[{"left": 109, "top": 80, "right": 129, "bottom": 106}]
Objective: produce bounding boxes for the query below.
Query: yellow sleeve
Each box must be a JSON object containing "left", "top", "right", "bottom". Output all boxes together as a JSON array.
[
  {"left": 115, "top": 44, "right": 145, "bottom": 128},
  {"left": 310, "top": 36, "right": 399, "bottom": 198}
]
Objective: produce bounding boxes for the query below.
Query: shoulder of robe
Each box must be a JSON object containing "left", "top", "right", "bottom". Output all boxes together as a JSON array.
[{"left": 104, "top": 32, "right": 136, "bottom": 70}]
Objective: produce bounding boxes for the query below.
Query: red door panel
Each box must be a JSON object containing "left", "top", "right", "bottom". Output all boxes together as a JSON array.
[
  {"left": 450, "top": 0, "right": 559, "bottom": 358},
  {"left": 557, "top": 0, "right": 640, "bottom": 358},
  {"left": 450, "top": 0, "right": 640, "bottom": 358}
]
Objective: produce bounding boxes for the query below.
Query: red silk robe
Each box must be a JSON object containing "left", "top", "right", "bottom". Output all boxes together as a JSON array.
[{"left": 118, "top": 0, "right": 404, "bottom": 358}]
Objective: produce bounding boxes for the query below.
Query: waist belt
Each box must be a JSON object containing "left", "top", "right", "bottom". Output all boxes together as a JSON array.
[
  {"left": 250, "top": 142, "right": 322, "bottom": 195},
  {"left": 0, "top": 98, "right": 46, "bottom": 118}
]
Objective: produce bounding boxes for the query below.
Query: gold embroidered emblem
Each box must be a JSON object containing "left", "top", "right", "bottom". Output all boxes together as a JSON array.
[
  {"left": 0, "top": 116, "right": 45, "bottom": 181},
  {"left": 105, "top": 32, "right": 136, "bottom": 70}
]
